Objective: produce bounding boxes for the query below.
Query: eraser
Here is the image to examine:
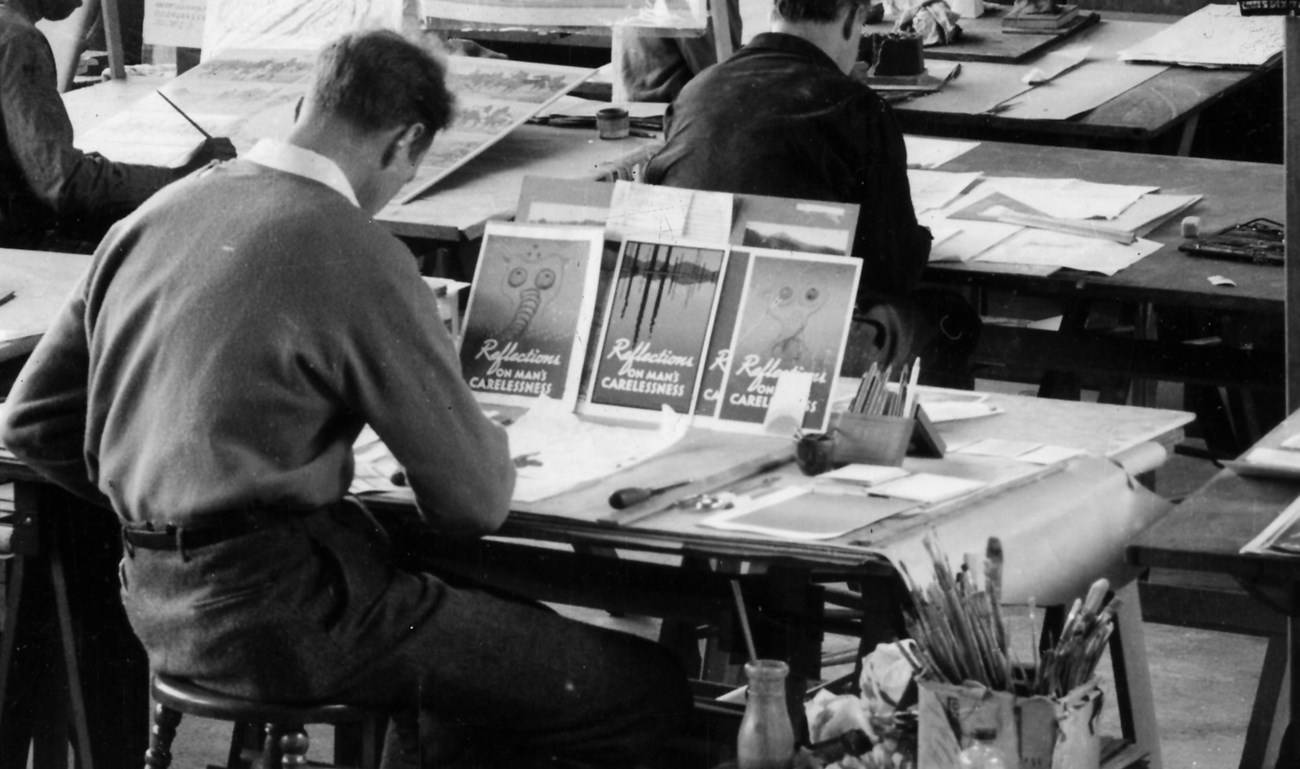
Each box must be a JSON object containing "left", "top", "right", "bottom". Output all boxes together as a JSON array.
[{"left": 1181, "top": 216, "right": 1202, "bottom": 238}]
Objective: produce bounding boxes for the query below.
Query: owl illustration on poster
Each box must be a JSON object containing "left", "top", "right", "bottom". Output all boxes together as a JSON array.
[
  {"left": 459, "top": 222, "right": 604, "bottom": 410},
  {"left": 714, "top": 249, "right": 860, "bottom": 432}
]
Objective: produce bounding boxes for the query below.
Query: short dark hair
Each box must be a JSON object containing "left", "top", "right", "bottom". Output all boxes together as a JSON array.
[
  {"left": 773, "top": 0, "right": 861, "bottom": 23},
  {"left": 308, "top": 29, "right": 454, "bottom": 153}
]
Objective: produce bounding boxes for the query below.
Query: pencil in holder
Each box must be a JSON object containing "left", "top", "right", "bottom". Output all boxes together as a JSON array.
[{"left": 830, "top": 412, "right": 915, "bottom": 466}]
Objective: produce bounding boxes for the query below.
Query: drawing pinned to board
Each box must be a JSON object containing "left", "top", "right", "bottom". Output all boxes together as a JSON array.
[
  {"left": 394, "top": 57, "right": 595, "bottom": 204},
  {"left": 72, "top": 42, "right": 594, "bottom": 205}
]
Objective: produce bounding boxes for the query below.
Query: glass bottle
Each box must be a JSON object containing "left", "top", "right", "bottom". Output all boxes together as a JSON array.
[
  {"left": 737, "top": 659, "right": 795, "bottom": 769},
  {"left": 957, "top": 727, "right": 1009, "bottom": 769}
]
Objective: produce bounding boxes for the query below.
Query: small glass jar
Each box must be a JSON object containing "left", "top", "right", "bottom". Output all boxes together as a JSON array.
[{"left": 737, "top": 659, "right": 795, "bottom": 769}]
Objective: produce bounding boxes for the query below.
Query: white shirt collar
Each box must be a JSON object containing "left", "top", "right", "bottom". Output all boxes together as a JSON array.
[{"left": 244, "top": 139, "right": 360, "bottom": 207}]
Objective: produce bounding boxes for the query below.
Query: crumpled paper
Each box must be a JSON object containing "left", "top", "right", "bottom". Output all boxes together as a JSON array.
[
  {"left": 802, "top": 642, "right": 922, "bottom": 769},
  {"left": 895, "top": 0, "right": 963, "bottom": 45}
]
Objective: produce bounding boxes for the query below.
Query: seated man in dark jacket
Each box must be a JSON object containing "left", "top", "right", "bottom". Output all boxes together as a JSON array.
[
  {"left": 0, "top": 0, "right": 233, "bottom": 250},
  {"left": 645, "top": 0, "right": 978, "bottom": 383}
]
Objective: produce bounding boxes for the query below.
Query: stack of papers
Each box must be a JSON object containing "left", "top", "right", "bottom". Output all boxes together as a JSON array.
[{"left": 917, "top": 175, "right": 1201, "bottom": 275}]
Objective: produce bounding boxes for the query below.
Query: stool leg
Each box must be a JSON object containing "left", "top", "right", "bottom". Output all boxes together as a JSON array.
[
  {"left": 262, "top": 724, "right": 283, "bottom": 769},
  {"left": 278, "top": 726, "right": 309, "bottom": 769},
  {"left": 143, "top": 704, "right": 182, "bottom": 769}
]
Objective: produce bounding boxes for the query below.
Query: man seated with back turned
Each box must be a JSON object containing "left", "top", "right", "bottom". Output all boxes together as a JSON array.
[
  {"left": 0, "top": 0, "right": 235, "bottom": 250},
  {"left": 645, "top": 0, "right": 979, "bottom": 382},
  {"left": 0, "top": 29, "right": 691, "bottom": 769}
]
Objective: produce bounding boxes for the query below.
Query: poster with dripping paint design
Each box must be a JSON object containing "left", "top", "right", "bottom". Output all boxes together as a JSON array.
[
  {"left": 584, "top": 239, "right": 729, "bottom": 420},
  {"left": 459, "top": 222, "right": 605, "bottom": 410},
  {"left": 711, "top": 248, "right": 860, "bottom": 433}
]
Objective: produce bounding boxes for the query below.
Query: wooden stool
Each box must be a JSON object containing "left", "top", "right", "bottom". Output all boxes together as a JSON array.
[{"left": 146, "top": 674, "right": 384, "bottom": 769}]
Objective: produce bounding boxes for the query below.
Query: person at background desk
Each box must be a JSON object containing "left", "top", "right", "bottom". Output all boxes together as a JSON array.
[
  {"left": 616, "top": 0, "right": 742, "bottom": 102},
  {"left": 645, "top": 0, "right": 979, "bottom": 383},
  {"left": 0, "top": 28, "right": 690, "bottom": 769},
  {"left": 0, "top": 0, "right": 235, "bottom": 251}
]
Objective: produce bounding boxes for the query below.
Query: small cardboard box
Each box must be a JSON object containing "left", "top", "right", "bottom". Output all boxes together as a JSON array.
[{"left": 831, "top": 412, "right": 914, "bottom": 466}]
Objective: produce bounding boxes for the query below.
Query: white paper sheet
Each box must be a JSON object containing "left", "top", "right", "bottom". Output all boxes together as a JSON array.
[
  {"left": 1018, "top": 444, "right": 1088, "bottom": 465},
  {"left": 699, "top": 487, "right": 917, "bottom": 540},
  {"left": 979, "top": 177, "right": 1156, "bottom": 221},
  {"left": 972, "top": 229, "right": 1162, "bottom": 276},
  {"left": 818, "top": 464, "right": 911, "bottom": 485},
  {"left": 1118, "top": 4, "right": 1283, "bottom": 68},
  {"left": 908, "top": 170, "right": 983, "bottom": 214},
  {"left": 507, "top": 404, "right": 690, "bottom": 502},
  {"left": 921, "top": 211, "right": 1019, "bottom": 262},
  {"left": 953, "top": 437, "right": 1043, "bottom": 459},
  {"left": 903, "top": 135, "right": 980, "bottom": 169},
  {"left": 870, "top": 472, "right": 987, "bottom": 503},
  {"left": 606, "top": 181, "right": 691, "bottom": 241}
]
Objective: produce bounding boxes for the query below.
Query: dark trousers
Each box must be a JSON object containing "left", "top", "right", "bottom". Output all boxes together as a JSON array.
[{"left": 118, "top": 501, "right": 692, "bottom": 769}]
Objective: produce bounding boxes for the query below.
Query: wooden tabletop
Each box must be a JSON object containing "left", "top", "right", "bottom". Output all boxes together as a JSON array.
[
  {"left": 893, "top": 13, "right": 1275, "bottom": 148},
  {"left": 0, "top": 248, "right": 92, "bottom": 363},
  {"left": 1128, "top": 410, "right": 1300, "bottom": 583},
  {"left": 929, "top": 139, "right": 1285, "bottom": 314}
]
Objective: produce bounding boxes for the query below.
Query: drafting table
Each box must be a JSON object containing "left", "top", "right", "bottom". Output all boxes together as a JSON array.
[
  {"left": 1128, "top": 409, "right": 1300, "bottom": 768},
  {"left": 889, "top": 12, "right": 1279, "bottom": 156},
  {"left": 926, "top": 138, "right": 1284, "bottom": 422},
  {"left": 0, "top": 390, "right": 1190, "bottom": 768}
]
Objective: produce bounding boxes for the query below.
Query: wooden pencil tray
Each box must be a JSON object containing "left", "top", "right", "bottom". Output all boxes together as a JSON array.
[{"left": 829, "top": 407, "right": 946, "bottom": 466}]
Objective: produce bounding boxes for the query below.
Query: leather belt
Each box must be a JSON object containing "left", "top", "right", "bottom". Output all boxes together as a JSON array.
[{"left": 122, "top": 509, "right": 312, "bottom": 552}]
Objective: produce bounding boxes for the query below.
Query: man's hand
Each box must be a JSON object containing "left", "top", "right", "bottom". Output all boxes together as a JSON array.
[
  {"left": 196, "top": 137, "right": 238, "bottom": 163},
  {"left": 418, "top": 29, "right": 508, "bottom": 59},
  {"left": 443, "top": 38, "right": 507, "bottom": 59},
  {"left": 176, "top": 137, "right": 237, "bottom": 177}
]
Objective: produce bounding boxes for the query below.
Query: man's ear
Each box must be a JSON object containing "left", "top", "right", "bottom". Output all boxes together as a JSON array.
[
  {"left": 380, "top": 124, "right": 428, "bottom": 168},
  {"left": 841, "top": 1, "right": 864, "bottom": 39}
]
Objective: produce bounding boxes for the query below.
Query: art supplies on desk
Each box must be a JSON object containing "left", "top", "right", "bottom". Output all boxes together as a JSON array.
[
  {"left": 1179, "top": 217, "right": 1284, "bottom": 266},
  {"left": 459, "top": 222, "right": 605, "bottom": 410}
]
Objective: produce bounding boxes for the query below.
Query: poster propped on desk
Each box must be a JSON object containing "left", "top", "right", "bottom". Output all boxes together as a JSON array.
[
  {"left": 705, "top": 248, "right": 860, "bottom": 434},
  {"left": 516, "top": 176, "right": 615, "bottom": 228},
  {"left": 584, "top": 239, "right": 728, "bottom": 420},
  {"left": 730, "top": 194, "right": 859, "bottom": 257},
  {"left": 459, "top": 222, "right": 605, "bottom": 410}
]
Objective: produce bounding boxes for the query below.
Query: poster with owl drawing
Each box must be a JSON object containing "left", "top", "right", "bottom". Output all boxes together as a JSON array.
[
  {"left": 458, "top": 222, "right": 605, "bottom": 410},
  {"left": 710, "top": 248, "right": 861, "bottom": 433}
]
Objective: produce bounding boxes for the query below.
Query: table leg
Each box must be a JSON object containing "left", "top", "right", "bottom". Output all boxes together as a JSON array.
[
  {"left": 1109, "top": 581, "right": 1163, "bottom": 769},
  {"left": 1275, "top": 616, "right": 1300, "bottom": 767},
  {"left": 0, "top": 483, "right": 150, "bottom": 769}
]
